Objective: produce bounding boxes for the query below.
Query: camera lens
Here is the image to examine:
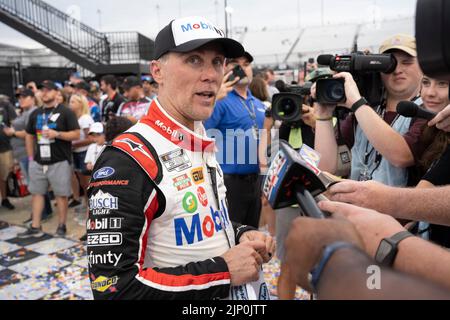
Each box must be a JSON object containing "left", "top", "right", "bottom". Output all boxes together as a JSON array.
[
  {"left": 277, "top": 98, "right": 297, "bottom": 118},
  {"left": 326, "top": 81, "right": 345, "bottom": 102}
]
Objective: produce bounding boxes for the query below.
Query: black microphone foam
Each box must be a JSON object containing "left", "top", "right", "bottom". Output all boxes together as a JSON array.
[
  {"left": 396, "top": 101, "right": 436, "bottom": 120},
  {"left": 317, "top": 54, "right": 333, "bottom": 66}
]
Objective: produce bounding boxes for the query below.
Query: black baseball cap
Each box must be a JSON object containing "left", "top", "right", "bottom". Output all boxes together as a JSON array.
[
  {"left": 142, "top": 75, "right": 156, "bottom": 84},
  {"left": 39, "top": 80, "right": 58, "bottom": 91},
  {"left": 122, "top": 76, "right": 142, "bottom": 91},
  {"left": 75, "top": 81, "right": 91, "bottom": 92},
  {"left": 243, "top": 51, "right": 254, "bottom": 63},
  {"left": 18, "top": 89, "right": 35, "bottom": 98},
  {"left": 154, "top": 16, "right": 244, "bottom": 59}
]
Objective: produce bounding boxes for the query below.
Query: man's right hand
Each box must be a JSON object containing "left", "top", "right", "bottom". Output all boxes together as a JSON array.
[
  {"left": 216, "top": 71, "right": 240, "bottom": 101},
  {"left": 221, "top": 240, "right": 266, "bottom": 286}
]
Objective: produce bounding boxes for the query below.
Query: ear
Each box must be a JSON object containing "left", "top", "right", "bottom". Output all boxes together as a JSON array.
[{"left": 150, "top": 60, "right": 163, "bottom": 85}]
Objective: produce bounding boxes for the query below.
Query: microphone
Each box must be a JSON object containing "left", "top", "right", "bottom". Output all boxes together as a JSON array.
[
  {"left": 396, "top": 101, "right": 437, "bottom": 121},
  {"left": 317, "top": 54, "right": 334, "bottom": 66}
]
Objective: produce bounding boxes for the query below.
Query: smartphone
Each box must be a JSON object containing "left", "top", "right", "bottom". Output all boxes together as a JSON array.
[{"left": 228, "top": 65, "right": 247, "bottom": 82}]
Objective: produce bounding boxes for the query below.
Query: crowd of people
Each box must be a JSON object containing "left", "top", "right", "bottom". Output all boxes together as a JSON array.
[
  {"left": 1, "top": 14, "right": 450, "bottom": 300},
  {"left": 1, "top": 74, "right": 158, "bottom": 240}
]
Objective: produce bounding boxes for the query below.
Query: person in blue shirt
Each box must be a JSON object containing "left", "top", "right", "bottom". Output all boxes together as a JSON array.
[{"left": 204, "top": 51, "right": 267, "bottom": 228}]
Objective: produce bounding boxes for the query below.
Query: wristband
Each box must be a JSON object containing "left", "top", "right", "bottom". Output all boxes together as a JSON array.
[
  {"left": 351, "top": 97, "right": 368, "bottom": 113},
  {"left": 315, "top": 116, "right": 333, "bottom": 121},
  {"left": 308, "top": 242, "right": 355, "bottom": 292}
]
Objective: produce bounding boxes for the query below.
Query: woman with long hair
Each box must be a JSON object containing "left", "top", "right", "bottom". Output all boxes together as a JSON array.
[
  {"left": 69, "top": 94, "right": 94, "bottom": 211},
  {"left": 416, "top": 75, "right": 450, "bottom": 247}
]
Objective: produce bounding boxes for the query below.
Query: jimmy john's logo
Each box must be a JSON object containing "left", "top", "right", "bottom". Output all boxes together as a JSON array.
[
  {"left": 191, "top": 167, "right": 205, "bottom": 185},
  {"left": 160, "top": 149, "right": 192, "bottom": 172}
]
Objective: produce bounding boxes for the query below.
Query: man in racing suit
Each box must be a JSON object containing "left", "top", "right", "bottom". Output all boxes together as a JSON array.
[{"left": 87, "top": 16, "right": 275, "bottom": 300}]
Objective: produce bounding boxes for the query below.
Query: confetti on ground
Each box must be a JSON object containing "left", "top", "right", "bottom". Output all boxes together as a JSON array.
[
  {"left": 0, "top": 222, "right": 309, "bottom": 300},
  {"left": 26, "top": 238, "right": 78, "bottom": 255}
]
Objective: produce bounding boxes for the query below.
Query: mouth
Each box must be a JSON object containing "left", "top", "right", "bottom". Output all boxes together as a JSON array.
[{"left": 196, "top": 91, "right": 215, "bottom": 98}]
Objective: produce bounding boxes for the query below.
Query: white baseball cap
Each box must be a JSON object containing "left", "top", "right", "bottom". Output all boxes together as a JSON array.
[
  {"left": 89, "top": 122, "right": 104, "bottom": 135},
  {"left": 154, "top": 16, "right": 244, "bottom": 59}
]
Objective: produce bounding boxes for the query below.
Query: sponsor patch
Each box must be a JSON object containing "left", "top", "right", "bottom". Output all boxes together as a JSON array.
[
  {"left": 160, "top": 149, "right": 192, "bottom": 172},
  {"left": 88, "top": 251, "right": 123, "bottom": 267},
  {"left": 89, "top": 190, "right": 118, "bottom": 211},
  {"left": 191, "top": 167, "right": 205, "bottom": 184},
  {"left": 182, "top": 192, "right": 198, "bottom": 214},
  {"left": 173, "top": 174, "right": 192, "bottom": 191},
  {"left": 87, "top": 218, "right": 123, "bottom": 231},
  {"left": 197, "top": 187, "right": 208, "bottom": 207},
  {"left": 89, "top": 180, "right": 129, "bottom": 188},
  {"left": 91, "top": 275, "right": 119, "bottom": 293},
  {"left": 87, "top": 233, "right": 123, "bottom": 247},
  {"left": 93, "top": 167, "right": 115, "bottom": 180}
]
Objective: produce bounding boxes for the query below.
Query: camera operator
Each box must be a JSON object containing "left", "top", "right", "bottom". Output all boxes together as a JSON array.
[
  {"left": 259, "top": 69, "right": 331, "bottom": 299},
  {"left": 314, "top": 34, "right": 426, "bottom": 187},
  {"left": 284, "top": 204, "right": 450, "bottom": 299},
  {"left": 327, "top": 75, "right": 450, "bottom": 246}
]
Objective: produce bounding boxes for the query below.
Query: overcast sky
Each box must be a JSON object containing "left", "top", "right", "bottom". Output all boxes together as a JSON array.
[{"left": 0, "top": 0, "right": 416, "bottom": 48}]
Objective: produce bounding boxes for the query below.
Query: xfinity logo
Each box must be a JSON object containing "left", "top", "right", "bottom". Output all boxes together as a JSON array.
[
  {"left": 88, "top": 251, "right": 123, "bottom": 267},
  {"left": 87, "top": 233, "right": 123, "bottom": 247}
]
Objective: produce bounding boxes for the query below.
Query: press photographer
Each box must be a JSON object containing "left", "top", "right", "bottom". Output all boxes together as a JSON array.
[
  {"left": 314, "top": 34, "right": 426, "bottom": 187},
  {"left": 259, "top": 69, "right": 332, "bottom": 300}
]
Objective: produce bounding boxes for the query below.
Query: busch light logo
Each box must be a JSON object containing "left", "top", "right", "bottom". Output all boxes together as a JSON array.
[
  {"left": 89, "top": 190, "right": 118, "bottom": 210},
  {"left": 93, "top": 167, "right": 115, "bottom": 180}
]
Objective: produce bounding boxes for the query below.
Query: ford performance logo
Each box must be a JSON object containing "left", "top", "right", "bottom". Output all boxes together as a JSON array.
[{"left": 93, "top": 167, "right": 115, "bottom": 180}]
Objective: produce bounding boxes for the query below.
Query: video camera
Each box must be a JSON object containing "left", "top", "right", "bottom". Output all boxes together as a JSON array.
[
  {"left": 316, "top": 52, "right": 397, "bottom": 105},
  {"left": 271, "top": 82, "right": 312, "bottom": 124}
]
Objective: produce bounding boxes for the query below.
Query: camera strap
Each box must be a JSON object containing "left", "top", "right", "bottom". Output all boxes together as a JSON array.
[
  {"left": 288, "top": 127, "right": 303, "bottom": 149},
  {"left": 359, "top": 95, "right": 420, "bottom": 180}
]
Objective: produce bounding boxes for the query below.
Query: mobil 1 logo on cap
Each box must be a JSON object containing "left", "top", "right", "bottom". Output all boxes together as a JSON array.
[{"left": 173, "top": 16, "right": 225, "bottom": 45}]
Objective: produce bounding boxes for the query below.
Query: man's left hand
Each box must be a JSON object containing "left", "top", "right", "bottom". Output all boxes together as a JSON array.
[
  {"left": 46, "top": 129, "right": 59, "bottom": 140},
  {"left": 319, "top": 201, "right": 406, "bottom": 258},
  {"left": 333, "top": 72, "right": 362, "bottom": 109},
  {"left": 239, "top": 230, "right": 275, "bottom": 263}
]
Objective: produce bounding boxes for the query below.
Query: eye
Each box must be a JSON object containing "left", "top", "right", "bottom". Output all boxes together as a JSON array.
[
  {"left": 438, "top": 81, "right": 449, "bottom": 88},
  {"left": 213, "top": 57, "right": 225, "bottom": 66},
  {"left": 422, "top": 79, "right": 430, "bottom": 86},
  {"left": 186, "top": 55, "right": 202, "bottom": 65}
]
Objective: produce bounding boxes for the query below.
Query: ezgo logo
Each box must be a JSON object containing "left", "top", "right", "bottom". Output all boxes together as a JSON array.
[{"left": 182, "top": 192, "right": 198, "bottom": 213}]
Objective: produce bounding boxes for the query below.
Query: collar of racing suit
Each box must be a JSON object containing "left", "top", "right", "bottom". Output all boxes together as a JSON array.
[{"left": 140, "top": 98, "right": 216, "bottom": 153}]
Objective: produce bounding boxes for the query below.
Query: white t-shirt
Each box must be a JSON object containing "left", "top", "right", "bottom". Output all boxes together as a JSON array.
[
  {"left": 84, "top": 143, "right": 105, "bottom": 166},
  {"left": 73, "top": 114, "right": 95, "bottom": 153}
]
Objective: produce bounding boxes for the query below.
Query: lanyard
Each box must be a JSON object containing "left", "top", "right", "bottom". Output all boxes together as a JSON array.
[
  {"left": 238, "top": 97, "right": 258, "bottom": 127},
  {"left": 42, "top": 105, "right": 59, "bottom": 127},
  {"left": 361, "top": 95, "right": 420, "bottom": 178}
]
